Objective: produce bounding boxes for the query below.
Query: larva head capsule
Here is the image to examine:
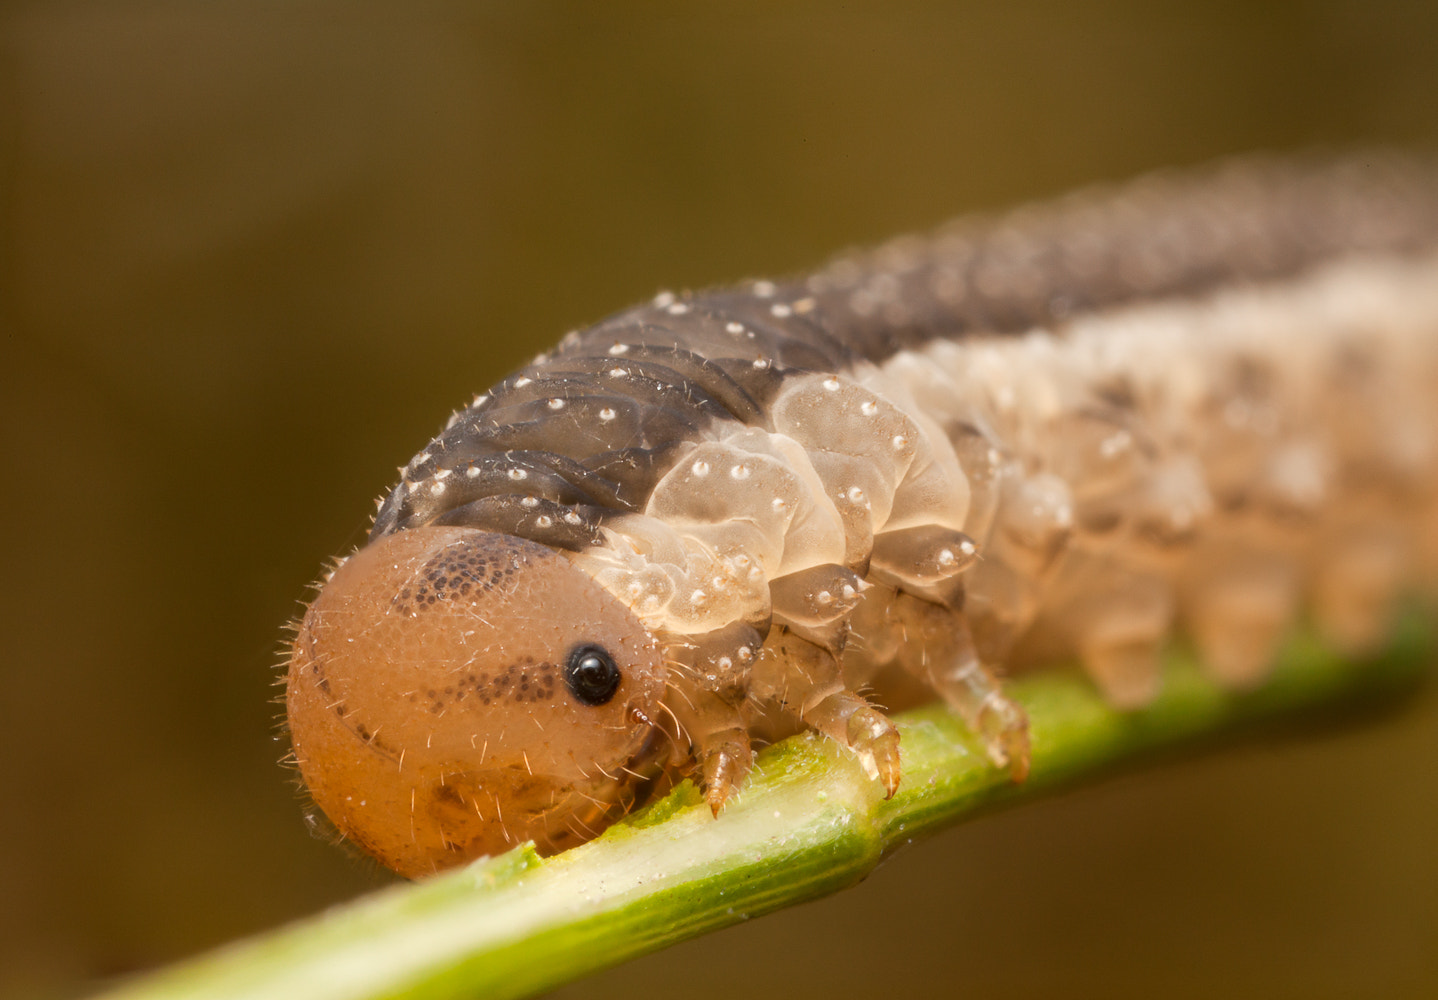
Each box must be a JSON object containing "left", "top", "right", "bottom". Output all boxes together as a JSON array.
[{"left": 286, "top": 525, "right": 669, "bottom": 877}]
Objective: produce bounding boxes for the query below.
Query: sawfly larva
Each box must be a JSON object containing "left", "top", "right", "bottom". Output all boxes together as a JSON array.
[{"left": 286, "top": 153, "right": 1438, "bottom": 878}]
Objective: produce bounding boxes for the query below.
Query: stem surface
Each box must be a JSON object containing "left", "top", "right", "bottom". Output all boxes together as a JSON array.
[{"left": 96, "top": 614, "right": 1434, "bottom": 1000}]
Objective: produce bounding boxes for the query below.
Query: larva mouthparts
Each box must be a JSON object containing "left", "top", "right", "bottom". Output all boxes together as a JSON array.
[{"left": 286, "top": 152, "right": 1438, "bottom": 878}]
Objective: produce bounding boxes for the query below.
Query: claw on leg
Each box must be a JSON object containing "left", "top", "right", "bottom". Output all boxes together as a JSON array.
[
  {"left": 972, "top": 689, "right": 1031, "bottom": 781},
  {"left": 697, "top": 725, "right": 753, "bottom": 816},
  {"left": 805, "top": 692, "right": 902, "bottom": 797},
  {"left": 669, "top": 688, "right": 754, "bottom": 816}
]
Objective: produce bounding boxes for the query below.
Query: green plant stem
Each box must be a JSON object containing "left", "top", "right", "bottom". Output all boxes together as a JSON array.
[{"left": 96, "top": 615, "right": 1433, "bottom": 1000}]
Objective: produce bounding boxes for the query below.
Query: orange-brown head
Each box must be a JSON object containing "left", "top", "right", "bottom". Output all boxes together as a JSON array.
[{"left": 286, "top": 525, "right": 669, "bottom": 877}]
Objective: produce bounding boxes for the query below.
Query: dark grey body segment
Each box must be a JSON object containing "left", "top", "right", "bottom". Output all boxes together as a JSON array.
[{"left": 372, "top": 153, "right": 1438, "bottom": 545}]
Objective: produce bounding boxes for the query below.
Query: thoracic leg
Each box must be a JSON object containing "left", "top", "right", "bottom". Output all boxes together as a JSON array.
[
  {"left": 752, "top": 629, "right": 901, "bottom": 796},
  {"left": 886, "top": 591, "right": 1032, "bottom": 781}
]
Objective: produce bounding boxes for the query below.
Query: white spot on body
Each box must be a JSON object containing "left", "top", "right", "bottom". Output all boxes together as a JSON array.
[{"left": 1099, "top": 431, "right": 1133, "bottom": 458}]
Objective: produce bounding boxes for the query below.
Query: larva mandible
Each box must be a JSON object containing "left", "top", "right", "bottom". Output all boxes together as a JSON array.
[{"left": 286, "top": 153, "right": 1438, "bottom": 878}]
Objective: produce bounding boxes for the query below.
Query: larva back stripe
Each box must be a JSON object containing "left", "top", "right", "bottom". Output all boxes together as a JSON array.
[{"left": 810, "top": 152, "right": 1438, "bottom": 362}]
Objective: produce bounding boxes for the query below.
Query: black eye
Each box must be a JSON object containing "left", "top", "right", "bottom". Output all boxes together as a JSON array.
[{"left": 563, "top": 644, "right": 622, "bottom": 706}]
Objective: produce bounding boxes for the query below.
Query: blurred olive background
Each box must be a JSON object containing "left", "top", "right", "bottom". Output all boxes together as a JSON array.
[{"left": 3, "top": 2, "right": 1437, "bottom": 998}]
